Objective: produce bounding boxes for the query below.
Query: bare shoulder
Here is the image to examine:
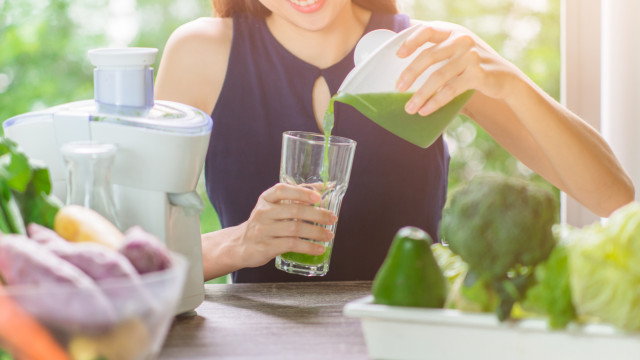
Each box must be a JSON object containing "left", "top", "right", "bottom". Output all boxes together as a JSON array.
[
  {"left": 155, "top": 17, "right": 233, "bottom": 115},
  {"left": 169, "top": 17, "right": 232, "bottom": 50}
]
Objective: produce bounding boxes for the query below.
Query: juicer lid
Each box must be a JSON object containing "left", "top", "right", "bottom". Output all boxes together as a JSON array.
[
  {"left": 59, "top": 100, "right": 212, "bottom": 135},
  {"left": 3, "top": 99, "right": 212, "bottom": 136},
  {"left": 339, "top": 24, "right": 444, "bottom": 95},
  {"left": 88, "top": 48, "right": 158, "bottom": 68}
]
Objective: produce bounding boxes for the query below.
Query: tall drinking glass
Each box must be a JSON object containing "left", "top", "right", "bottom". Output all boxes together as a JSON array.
[{"left": 275, "top": 131, "right": 356, "bottom": 276}]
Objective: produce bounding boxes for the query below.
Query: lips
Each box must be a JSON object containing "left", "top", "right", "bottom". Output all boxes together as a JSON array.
[{"left": 287, "top": 0, "right": 326, "bottom": 13}]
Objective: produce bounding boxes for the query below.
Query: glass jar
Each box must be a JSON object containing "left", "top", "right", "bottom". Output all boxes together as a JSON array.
[{"left": 60, "top": 141, "right": 121, "bottom": 229}]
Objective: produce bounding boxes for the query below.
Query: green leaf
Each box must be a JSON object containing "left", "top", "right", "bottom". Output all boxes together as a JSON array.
[
  {"left": 0, "top": 182, "right": 17, "bottom": 234},
  {"left": 522, "top": 244, "right": 576, "bottom": 329},
  {"left": 0, "top": 137, "right": 20, "bottom": 156},
  {"left": 0, "top": 204, "right": 13, "bottom": 234},
  {"left": 0, "top": 152, "right": 32, "bottom": 193},
  {"left": 28, "top": 160, "right": 52, "bottom": 195},
  {"left": 12, "top": 189, "right": 61, "bottom": 229},
  {"left": 1, "top": 194, "right": 26, "bottom": 235}
]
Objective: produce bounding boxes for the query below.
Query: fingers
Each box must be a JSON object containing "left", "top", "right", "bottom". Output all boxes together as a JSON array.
[
  {"left": 252, "top": 182, "right": 337, "bottom": 242},
  {"left": 397, "top": 29, "right": 474, "bottom": 92},
  {"left": 397, "top": 23, "right": 452, "bottom": 58},
  {"left": 268, "top": 220, "right": 334, "bottom": 243},
  {"left": 258, "top": 183, "right": 337, "bottom": 224},
  {"left": 407, "top": 49, "right": 480, "bottom": 115},
  {"left": 415, "top": 69, "right": 476, "bottom": 116},
  {"left": 261, "top": 183, "right": 321, "bottom": 205},
  {"left": 273, "top": 201, "right": 337, "bottom": 225},
  {"left": 395, "top": 24, "right": 481, "bottom": 116}
]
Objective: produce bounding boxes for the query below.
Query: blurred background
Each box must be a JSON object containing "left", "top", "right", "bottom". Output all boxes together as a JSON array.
[{"left": 0, "top": 0, "right": 560, "bottom": 235}]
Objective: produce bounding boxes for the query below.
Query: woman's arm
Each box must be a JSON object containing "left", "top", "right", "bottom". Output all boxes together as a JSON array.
[
  {"left": 396, "top": 21, "right": 634, "bottom": 217},
  {"left": 466, "top": 77, "right": 632, "bottom": 217}
]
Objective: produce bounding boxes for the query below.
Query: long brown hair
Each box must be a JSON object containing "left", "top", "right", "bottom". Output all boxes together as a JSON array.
[{"left": 212, "top": 0, "right": 398, "bottom": 18}]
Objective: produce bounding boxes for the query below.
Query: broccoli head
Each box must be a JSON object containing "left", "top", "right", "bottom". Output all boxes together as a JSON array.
[{"left": 439, "top": 174, "right": 558, "bottom": 319}]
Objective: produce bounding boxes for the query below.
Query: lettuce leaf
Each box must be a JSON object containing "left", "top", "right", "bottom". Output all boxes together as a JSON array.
[
  {"left": 523, "top": 239, "right": 576, "bottom": 329},
  {"left": 565, "top": 202, "right": 640, "bottom": 331}
]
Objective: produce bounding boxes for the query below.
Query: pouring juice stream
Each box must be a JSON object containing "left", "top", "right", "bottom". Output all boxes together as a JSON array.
[{"left": 289, "top": 90, "right": 472, "bottom": 267}]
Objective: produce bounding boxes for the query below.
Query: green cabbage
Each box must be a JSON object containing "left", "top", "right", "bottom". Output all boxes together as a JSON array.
[{"left": 565, "top": 202, "right": 640, "bottom": 331}]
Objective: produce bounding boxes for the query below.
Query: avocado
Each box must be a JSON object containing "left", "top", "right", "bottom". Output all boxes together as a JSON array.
[{"left": 372, "top": 226, "right": 447, "bottom": 308}]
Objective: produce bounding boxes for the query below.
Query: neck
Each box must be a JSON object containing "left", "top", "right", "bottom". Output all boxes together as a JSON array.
[{"left": 265, "top": 4, "right": 371, "bottom": 69}]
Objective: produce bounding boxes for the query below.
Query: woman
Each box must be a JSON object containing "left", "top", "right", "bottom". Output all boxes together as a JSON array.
[{"left": 155, "top": 0, "right": 634, "bottom": 283}]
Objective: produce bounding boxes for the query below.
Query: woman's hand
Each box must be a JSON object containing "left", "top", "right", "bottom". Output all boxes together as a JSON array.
[
  {"left": 233, "top": 183, "right": 337, "bottom": 269},
  {"left": 395, "top": 21, "right": 521, "bottom": 116}
]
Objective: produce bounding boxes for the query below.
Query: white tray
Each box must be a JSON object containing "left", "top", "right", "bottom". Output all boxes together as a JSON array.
[{"left": 343, "top": 295, "right": 640, "bottom": 360}]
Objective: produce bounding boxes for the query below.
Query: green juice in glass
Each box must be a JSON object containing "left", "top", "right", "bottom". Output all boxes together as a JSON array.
[
  {"left": 279, "top": 90, "right": 472, "bottom": 269},
  {"left": 278, "top": 179, "right": 338, "bottom": 267},
  {"left": 279, "top": 101, "right": 337, "bottom": 268}
]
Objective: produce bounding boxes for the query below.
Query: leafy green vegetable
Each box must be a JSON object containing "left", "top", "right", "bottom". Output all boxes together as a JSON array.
[
  {"left": 439, "top": 174, "right": 558, "bottom": 320},
  {"left": 522, "top": 237, "right": 576, "bottom": 329},
  {"left": 458, "top": 270, "right": 497, "bottom": 312},
  {"left": 12, "top": 162, "right": 61, "bottom": 230},
  {"left": 563, "top": 202, "right": 640, "bottom": 331},
  {"left": 431, "top": 243, "right": 467, "bottom": 289},
  {"left": 0, "top": 186, "right": 25, "bottom": 235},
  {"left": 431, "top": 243, "right": 488, "bottom": 311},
  {"left": 0, "top": 137, "right": 61, "bottom": 233}
]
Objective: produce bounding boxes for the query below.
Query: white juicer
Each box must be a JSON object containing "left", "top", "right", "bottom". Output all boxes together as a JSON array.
[{"left": 3, "top": 48, "right": 212, "bottom": 314}]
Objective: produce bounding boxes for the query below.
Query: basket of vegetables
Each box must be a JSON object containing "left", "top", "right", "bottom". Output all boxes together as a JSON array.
[
  {"left": 345, "top": 174, "right": 640, "bottom": 360},
  {"left": 0, "top": 138, "right": 188, "bottom": 360}
]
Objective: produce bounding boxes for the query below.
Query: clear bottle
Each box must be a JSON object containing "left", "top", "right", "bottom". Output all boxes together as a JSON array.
[{"left": 60, "top": 141, "right": 121, "bottom": 229}]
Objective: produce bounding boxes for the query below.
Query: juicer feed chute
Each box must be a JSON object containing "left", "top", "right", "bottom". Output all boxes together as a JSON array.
[{"left": 3, "top": 48, "right": 213, "bottom": 314}]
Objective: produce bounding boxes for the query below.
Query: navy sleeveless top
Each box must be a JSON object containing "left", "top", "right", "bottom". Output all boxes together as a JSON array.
[{"left": 206, "top": 12, "right": 449, "bottom": 283}]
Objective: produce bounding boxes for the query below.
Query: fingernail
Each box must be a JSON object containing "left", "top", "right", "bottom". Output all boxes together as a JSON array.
[
  {"left": 396, "top": 79, "right": 407, "bottom": 92},
  {"left": 405, "top": 100, "right": 418, "bottom": 114},
  {"left": 325, "top": 230, "right": 334, "bottom": 241},
  {"left": 397, "top": 43, "right": 409, "bottom": 57}
]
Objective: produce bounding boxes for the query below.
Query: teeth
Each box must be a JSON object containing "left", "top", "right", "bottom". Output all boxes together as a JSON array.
[{"left": 289, "top": 0, "right": 319, "bottom": 7}]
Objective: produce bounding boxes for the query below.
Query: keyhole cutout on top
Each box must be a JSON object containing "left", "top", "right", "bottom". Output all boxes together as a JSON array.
[{"left": 312, "top": 76, "right": 331, "bottom": 132}]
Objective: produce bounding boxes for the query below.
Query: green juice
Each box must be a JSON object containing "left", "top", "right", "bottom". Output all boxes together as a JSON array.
[
  {"left": 320, "top": 98, "right": 335, "bottom": 183},
  {"left": 280, "top": 245, "right": 333, "bottom": 266},
  {"left": 333, "top": 90, "right": 474, "bottom": 148}
]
